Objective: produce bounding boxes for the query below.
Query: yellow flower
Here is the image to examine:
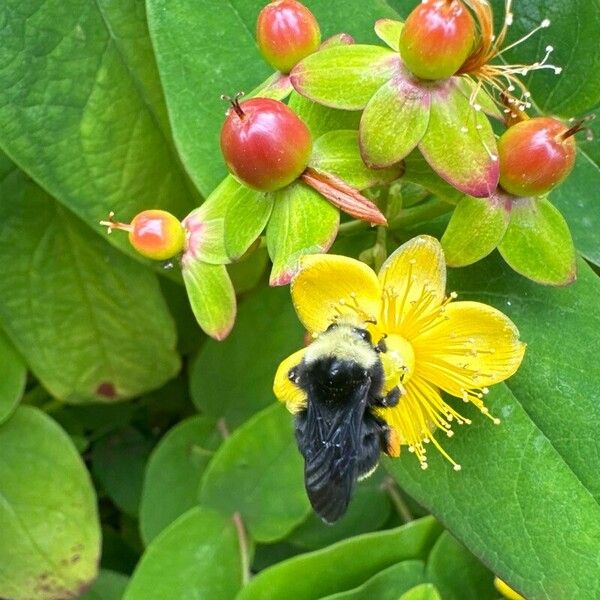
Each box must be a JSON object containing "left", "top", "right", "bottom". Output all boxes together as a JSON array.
[{"left": 273, "top": 235, "right": 525, "bottom": 469}]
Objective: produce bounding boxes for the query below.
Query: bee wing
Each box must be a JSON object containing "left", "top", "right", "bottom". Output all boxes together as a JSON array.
[{"left": 300, "top": 391, "right": 368, "bottom": 523}]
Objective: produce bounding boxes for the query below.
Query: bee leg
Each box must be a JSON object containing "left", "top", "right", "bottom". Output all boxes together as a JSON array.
[
  {"left": 369, "top": 414, "right": 401, "bottom": 458},
  {"left": 370, "top": 386, "right": 400, "bottom": 408}
]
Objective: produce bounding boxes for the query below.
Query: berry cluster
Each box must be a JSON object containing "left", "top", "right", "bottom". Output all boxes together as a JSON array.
[{"left": 101, "top": 0, "right": 588, "bottom": 337}]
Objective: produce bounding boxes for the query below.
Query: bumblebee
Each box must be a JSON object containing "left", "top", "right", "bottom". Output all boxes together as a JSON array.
[{"left": 287, "top": 322, "right": 401, "bottom": 523}]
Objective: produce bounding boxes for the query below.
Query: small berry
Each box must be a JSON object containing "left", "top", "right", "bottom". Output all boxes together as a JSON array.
[
  {"left": 220, "top": 96, "right": 312, "bottom": 192},
  {"left": 498, "top": 117, "right": 578, "bottom": 197},
  {"left": 257, "top": 0, "right": 321, "bottom": 74},
  {"left": 100, "top": 210, "right": 185, "bottom": 260},
  {"left": 399, "top": 0, "right": 475, "bottom": 80}
]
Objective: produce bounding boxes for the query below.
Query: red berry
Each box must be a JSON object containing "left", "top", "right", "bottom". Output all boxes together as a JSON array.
[
  {"left": 257, "top": 0, "right": 321, "bottom": 74},
  {"left": 498, "top": 117, "right": 577, "bottom": 197},
  {"left": 399, "top": 0, "right": 475, "bottom": 80},
  {"left": 220, "top": 97, "right": 312, "bottom": 192}
]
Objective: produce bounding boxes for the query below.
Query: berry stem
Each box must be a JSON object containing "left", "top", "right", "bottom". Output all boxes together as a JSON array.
[
  {"left": 99, "top": 211, "right": 133, "bottom": 234},
  {"left": 221, "top": 92, "right": 246, "bottom": 119},
  {"left": 560, "top": 115, "right": 595, "bottom": 141}
]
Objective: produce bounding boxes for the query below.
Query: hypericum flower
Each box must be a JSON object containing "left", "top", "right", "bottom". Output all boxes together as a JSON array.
[{"left": 274, "top": 235, "right": 525, "bottom": 469}]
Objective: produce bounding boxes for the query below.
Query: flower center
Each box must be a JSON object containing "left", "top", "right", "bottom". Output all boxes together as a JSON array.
[{"left": 384, "top": 333, "right": 415, "bottom": 386}]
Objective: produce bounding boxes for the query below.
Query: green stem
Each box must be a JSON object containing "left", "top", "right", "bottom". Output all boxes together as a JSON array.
[
  {"left": 382, "top": 476, "right": 414, "bottom": 523},
  {"left": 338, "top": 198, "right": 453, "bottom": 237},
  {"left": 233, "top": 512, "right": 252, "bottom": 585},
  {"left": 389, "top": 197, "right": 453, "bottom": 230}
]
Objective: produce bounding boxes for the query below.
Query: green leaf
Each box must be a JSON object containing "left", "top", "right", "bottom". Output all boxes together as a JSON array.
[
  {"left": 0, "top": 407, "right": 100, "bottom": 600},
  {"left": 498, "top": 197, "right": 576, "bottom": 285},
  {"left": 310, "top": 130, "right": 403, "bottom": 189},
  {"left": 322, "top": 561, "right": 426, "bottom": 600},
  {"left": 426, "top": 532, "right": 495, "bottom": 600},
  {"left": 0, "top": 0, "right": 196, "bottom": 258},
  {"left": 401, "top": 151, "right": 464, "bottom": 205},
  {"left": 0, "top": 162, "right": 179, "bottom": 402},
  {"left": 374, "top": 19, "right": 404, "bottom": 51},
  {"left": 287, "top": 470, "right": 391, "bottom": 550},
  {"left": 419, "top": 82, "right": 499, "bottom": 197},
  {"left": 224, "top": 185, "right": 274, "bottom": 261},
  {"left": 237, "top": 517, "right": 442, "bottom": 600},
  {"left": 288, "top": 92, "right": 361, "bottom": 139},
  {"left": 388, "top": 255, "right": 600, "bottom": 600},
  {"left": 492, "top": 0, "right": 600, "bottom": 115},
  {"left": 291, "top": 45, "right": 400, "bottom": 110},
  {"left": 360, "top": 75, "right": 430, "bottom": 168},
  {"left": 267, "top": 182, "right": 339, "bottom": 286},
  {"left": 551, "top": 118, "right": 600, "bottom": 266},
  {"left": 190, "top": 284, "right": 303, "bottom": 428},
  {"left": 0, "top": 330, "right": 26, "bottom": 425},
  {"left": 79, "top": 570, "right": 129, "bottom": 600},
  {"left": 124, "top": 507, "right": 242, "bottom": 600},
  {"left": 140, "top": 416, "right": 222, "bottom": 545},
  {"left": 399, "top": 584, "right": 441, "bottom": 600},
  {"left": 92, "top": 427, "right": 153, "bottom": 518},
  {"left": 182, "top": 259, "right": 236, "bottom": 341},
  {"left": 247, "top": 72, "right": 293, "bottom": 102},
  {"left": 199, "top": 404, "right": 310, "bottom": 543},
  {"left": 145, "top": 0, "right": 398, "bottom": 196},
  {"left": 442, "top": 195, "right": 510, "bottom": 267}
]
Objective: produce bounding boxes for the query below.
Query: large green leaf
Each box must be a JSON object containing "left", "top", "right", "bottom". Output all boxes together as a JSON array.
[
  {"left": 388, "top": 255, "right": 600, "bottom": 600},
  {"left": 146, "top": 0, "right": 398, "bottom": 195},
  {"left": 0, "top": 330, "right": 26, "bottom": 424},
  {"left": 0, "top": 161, "right": 180, "bottom": 402},
  {"left": 237, "top": 517, "right": 442, "bottom": 600},
  {"left": 322, "top": 561, "right": 426, "bottom": 600},
  {"left": 0, "top": 407, "right": 100, "bottom": 600},
  {"left": 190, "top": 284, "right": 304, "bottom": 428},
  {"left": 124, "top": 507, "right": 242, "bottom": 600},
  {"left": 0, "top": 0, "right": 196, "bottom": 257},
  {"left": 140, "top": 416, "right": 222, "bottom": 545},
  {"left": 199, "top": 404, "right": 310, "bottom": 543}
]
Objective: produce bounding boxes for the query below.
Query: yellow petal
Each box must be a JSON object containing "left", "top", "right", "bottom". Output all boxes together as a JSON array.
[
  {"left": 377, "top": 375, "right": 466, "bottom": 469},
  {"left": 494, "top": 578, "right": 527, "bottom": 600},
  {"left": 291, "top": 254, "right": 381, "bottom": 334},
  {"left": 378, "top": 236, "right": 446, "bottom": 333},
  {"left": 413, "top": 301, "right": 526, "bottom": 397},
  {"left": 273, "top": 348, "right": 307, "bottom": 413}
]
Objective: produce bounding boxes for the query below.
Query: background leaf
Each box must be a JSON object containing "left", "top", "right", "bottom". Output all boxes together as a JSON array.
[
  {"left": 0, "top": 407, "right": 100, "bottom": 600},
  {"left": 91, "top": 427, "right": 153, "bottom": 518},
  {"left": 0, "top": 330, "right": 26, "bottom": 424},
  {"left": 0, "top": 0, "right": 197, "bottom": 257},
  {"left": 80, "top": 570, "right": 129, "bottom": 600},
  {"left": 237, "top": 517, "right": 442, "bottom": 600},
  {"left": 322, "top": 561, "right": 426, "bottom": 600},
  {"left": 140, "top": 416, "right": 222, "bottom": 545},
  {"left": 199, "top": 403, "right": 310, "bottom": 543},
  {"left": 0, "top": 158, "right": 180, "bottom": 402},
  {"left": 124, "top": 507, "right": 242, "bottom": 600},
  {"left": 426, "top": 532, "right": 496, "bottom": 600}
]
